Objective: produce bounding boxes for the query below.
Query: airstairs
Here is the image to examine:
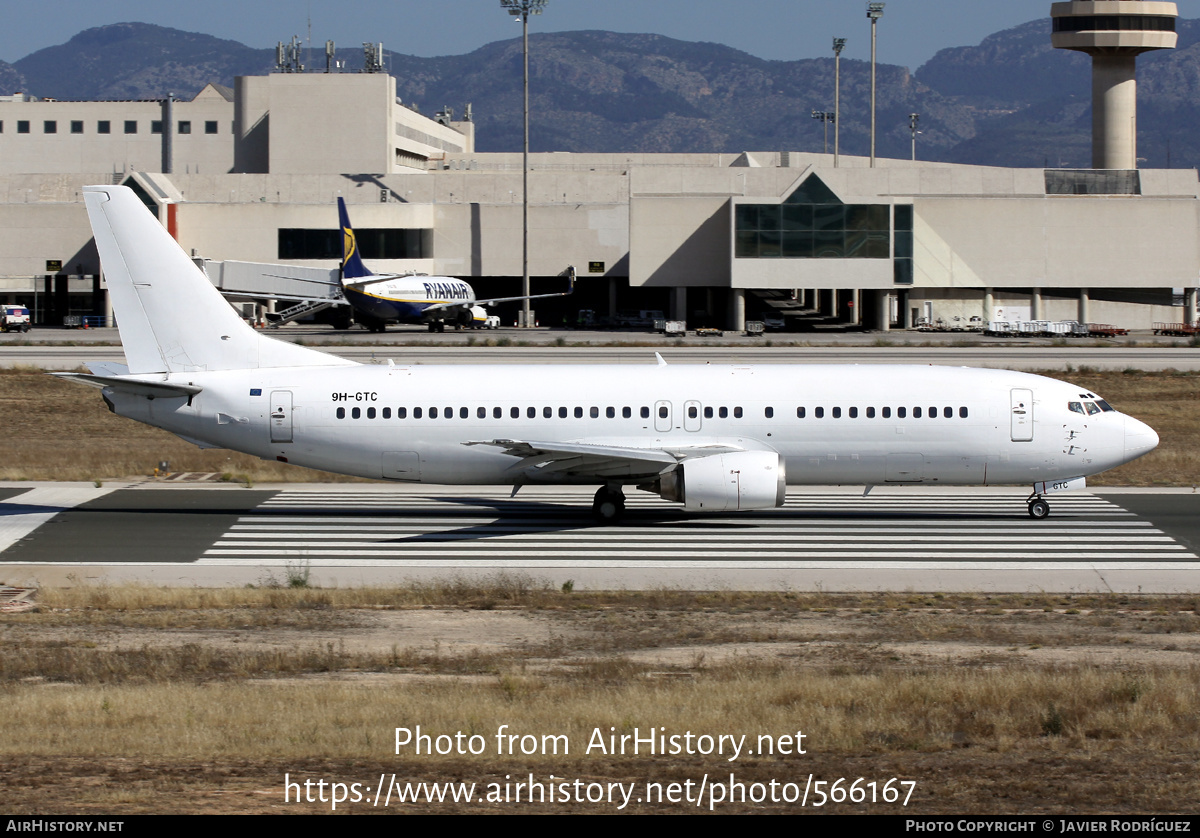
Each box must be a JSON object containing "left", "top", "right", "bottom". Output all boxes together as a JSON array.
[{"left": 266, "top": 299, "right": 337, "bottom": 327}]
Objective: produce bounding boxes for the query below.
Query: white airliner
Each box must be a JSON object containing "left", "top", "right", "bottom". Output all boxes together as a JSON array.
[
  {"left": 60, "top": 186, "right": 1159, "bottom": 523},
  {"left": 333, "top": 197, "right": 572, "bottom": 332}
]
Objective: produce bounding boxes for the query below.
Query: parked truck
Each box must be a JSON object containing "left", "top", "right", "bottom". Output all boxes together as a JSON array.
[{"left": 1, "top": 305, "right": 31, "bottom": 333}]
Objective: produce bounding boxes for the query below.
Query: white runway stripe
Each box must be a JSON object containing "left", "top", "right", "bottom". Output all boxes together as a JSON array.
[
  {"left": 198, "top": 558, "right": 1200, "bottom": 570},
  {"left": 201, "top": 488, "right": 1198, "bottom": 565}
]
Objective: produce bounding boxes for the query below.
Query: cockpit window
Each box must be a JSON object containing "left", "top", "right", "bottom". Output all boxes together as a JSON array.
[
  {"left": 1096, "top": 400, "right": 1115, "bottom": 412},
  {"left": 1085, "top": 402, "right": 1100, "bottom": 415},
  {"left": 1069, "top": 402, "right": 1085, "bottom": 415}
]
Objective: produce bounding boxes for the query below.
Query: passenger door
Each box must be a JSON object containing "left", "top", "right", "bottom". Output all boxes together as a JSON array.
[{"left": 1010, "top": 388, "right": 1033, "bottom": 442}]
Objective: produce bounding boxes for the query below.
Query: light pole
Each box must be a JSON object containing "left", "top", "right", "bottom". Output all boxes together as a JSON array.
[
  {"left": 811, "top": 110, "right": 835, "bottom": 155},
  {"left": 832, "top": 37, "right": 846, "bottom": 167},
  {"left": 867, "top": 3, "right": 884, "bottom": 168},
  {"left": 501, "top": 0, "right": 546, "bottom": 327},
  {"left": 909, "top": 113, "right": 920, "bottom": 161}
]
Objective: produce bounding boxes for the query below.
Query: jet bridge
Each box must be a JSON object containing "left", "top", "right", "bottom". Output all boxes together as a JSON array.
[{"left": 200, "top": 259, "right": 349, "bottom": 326}]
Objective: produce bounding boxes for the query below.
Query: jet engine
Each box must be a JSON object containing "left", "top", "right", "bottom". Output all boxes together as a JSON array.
[{"left": 640, "top": 450, "right": 786, "bottom": 512}]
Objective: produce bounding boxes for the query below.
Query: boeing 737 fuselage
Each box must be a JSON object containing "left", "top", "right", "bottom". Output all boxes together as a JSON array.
[{"left": 60, "top": 186, "right": 1159, "bottom": 523}]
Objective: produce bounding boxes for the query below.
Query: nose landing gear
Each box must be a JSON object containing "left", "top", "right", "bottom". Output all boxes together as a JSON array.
[{"left": 1026, "top": 493, "right": 1050, "bottom": 519}]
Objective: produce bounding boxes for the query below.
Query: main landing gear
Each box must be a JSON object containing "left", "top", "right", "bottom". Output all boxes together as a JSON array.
[
  {"left": 1026, "top": 493, "right": 1050, "bottom": 520},
  {"left": 592, "top": 486, "right": 626, "bottom": 524}
]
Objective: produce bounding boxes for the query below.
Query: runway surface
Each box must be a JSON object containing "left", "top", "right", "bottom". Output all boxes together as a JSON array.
[{"left": 2, "top": 483, "right": 1198, "bottom": 592}]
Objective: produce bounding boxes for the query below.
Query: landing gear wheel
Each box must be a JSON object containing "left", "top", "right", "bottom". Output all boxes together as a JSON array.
[
  {"left": 592, "top": 487, "right": 626, "bottom": 524},
  {"left": 1028, "top": 498, "right": 1050, "bottom": 519}
]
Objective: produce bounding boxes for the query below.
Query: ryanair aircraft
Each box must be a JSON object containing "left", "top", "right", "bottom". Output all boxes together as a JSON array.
[
  {"left": 60, "top": 186, "right": 1158, "bottom": 523},
  {"left": 336, "top": 198, "right": 571, "bottom": 332}
]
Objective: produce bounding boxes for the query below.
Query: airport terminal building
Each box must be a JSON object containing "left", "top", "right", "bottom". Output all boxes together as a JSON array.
[{"left": 1, "top": 45, "right": 1198, "bottom": 331}]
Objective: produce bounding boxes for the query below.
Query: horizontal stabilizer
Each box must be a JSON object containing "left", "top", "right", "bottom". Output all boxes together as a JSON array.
[
  {"left": 52, "top": 372, "right": 202, "bottom": 399},
  {"left": 86, "top": 361, "right": 130, "bottom": 377}
]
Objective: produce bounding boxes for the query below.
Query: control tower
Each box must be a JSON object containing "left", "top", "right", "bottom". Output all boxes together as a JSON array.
[{"left": 1051, "top": 2, "right": 1178, "bottom": 169}]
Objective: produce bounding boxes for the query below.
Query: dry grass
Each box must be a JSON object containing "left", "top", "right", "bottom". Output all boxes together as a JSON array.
[
  {"left": 29, "top": 580, "right": 1200, "bottom": 621},
  {"left": 5, "top": 583, "right": 1200, "bottom": 812},
  {"left": 7, "top": 583, "right": 1200, "bottom": 683},
  {"left": 0, "top": 366, "right": 1195, "bottom": 484},
  {"left": 2, "top": 666, "right": 1198, "bottom": 760},
  {"left": 34, "top": 574, "right": 560, "bottom": 612}
]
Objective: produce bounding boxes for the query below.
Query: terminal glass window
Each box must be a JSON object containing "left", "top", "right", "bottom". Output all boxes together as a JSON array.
[
  {"left": 151, "top": 121, "right": 163, "bottom": 134},
  {"left": 70, "top": 121, "right": 83, "bottom": 134},
  {"left": 735, "top": 175, "right": 890, "bottom": 260},
  {"left": 43, "top": 121, "right": 56, "bottom": 134},
  {"left": 124, "top": 121, "right": 137, "bottom": 134},
  {"left": 17, "top": 120, "right": 29, "bottom": 134},
  {"left": 205, "top": 120, "right": 219, "bottom": 134},
  {"left": 893, "top": 204, "right": 914, "bottom": 285},
  {"left": 177, "top": 121, "right": 191, "bottom": 134},
  {"left": 278, "top": 228, "right": 433, "bottom": 260},
  {"left": 734, "top": 176, "right": 917, "bottom": 285},
  {"left": 97, "top": 121, "right": 110, "bottom": 134}
]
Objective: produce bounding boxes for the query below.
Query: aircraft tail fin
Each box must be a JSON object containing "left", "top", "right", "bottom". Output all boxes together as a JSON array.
[
  {"left": 83, "top": 186, "right": 355, "bottom": 375},
  {"left": 338, "top": 197, "right": 374, "bottom": 281}
]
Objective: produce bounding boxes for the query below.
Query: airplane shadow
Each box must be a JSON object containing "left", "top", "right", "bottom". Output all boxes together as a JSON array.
[
  {"left": 0, "top": 503, "right": 69, "bottom": 517},
  {"left": 31, "top": 496, "right": 1050, "bottom": 546},
  {"left": 366, "top": 496, "right": 1040, "bottom": 544}
]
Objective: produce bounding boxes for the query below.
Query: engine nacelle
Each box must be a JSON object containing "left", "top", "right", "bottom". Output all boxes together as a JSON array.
[{"left": 643, "top": 451, "right": 786, "bottom": 513}]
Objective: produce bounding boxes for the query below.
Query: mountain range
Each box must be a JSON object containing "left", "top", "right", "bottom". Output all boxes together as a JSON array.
[{"left": 3, "top": 19, "right": 1200, "bottom": 169}]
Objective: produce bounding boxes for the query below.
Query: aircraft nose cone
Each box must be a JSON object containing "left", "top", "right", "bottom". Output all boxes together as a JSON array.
[{"left": 1124, "top": 415, "right": 1159, "bottom": 460}]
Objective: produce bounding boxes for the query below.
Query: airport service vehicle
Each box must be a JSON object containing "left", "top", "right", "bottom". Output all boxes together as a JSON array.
[
  {"left": 333, "top": 198, "right": 571, "bottom": 333},
  {"left": 60, "top": 186, "right": 1159, "bottom": 523},
  {"left": 1, "top": 305, "right": 30, "bottom": 333}
]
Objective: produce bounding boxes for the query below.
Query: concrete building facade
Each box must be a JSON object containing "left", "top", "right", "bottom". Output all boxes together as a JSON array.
[{"left": 0, "top": 67, "right": 1197, "bottom": 332}]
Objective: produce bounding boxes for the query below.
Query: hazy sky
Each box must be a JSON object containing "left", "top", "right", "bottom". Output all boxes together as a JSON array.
[{"left": 2, "top": 1, "right": 1094, "bottom": 70}]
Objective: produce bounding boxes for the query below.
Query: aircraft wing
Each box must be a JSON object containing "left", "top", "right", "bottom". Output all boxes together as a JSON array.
[
  {"left": 462, "top": 438, "right": 744, "bottom": 481},
  {"left": 341, "top": 274, "right": 403, "bottom": 292},
  {"left": 471, "top": 266, "right": 576, "bottom": 308}
]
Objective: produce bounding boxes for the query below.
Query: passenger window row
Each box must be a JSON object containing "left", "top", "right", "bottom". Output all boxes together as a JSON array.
[
  {"left": 333, "top": 405, "right": 751, "bottom": 420},
  {"left": 334, "top": 404, "right": 970, "bottom": 420},
  {"left": 796, "top": 406, "right": 969, "bottom": 419}
]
